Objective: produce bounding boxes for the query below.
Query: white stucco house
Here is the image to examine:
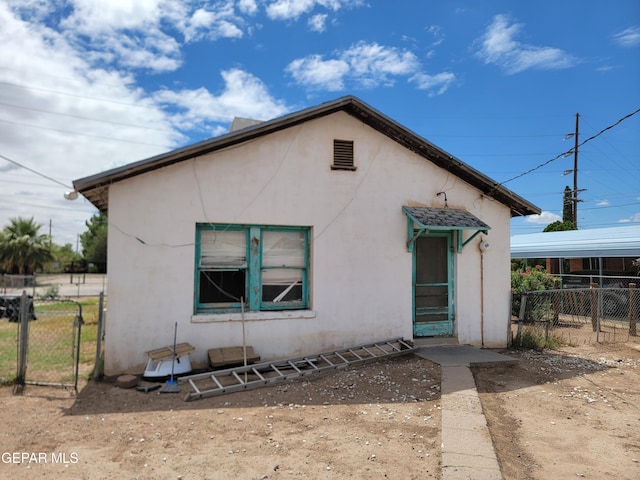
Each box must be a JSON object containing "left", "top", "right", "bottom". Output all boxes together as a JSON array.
[{"left": 73, "top": 96, "right": 540, "bottom": 375}]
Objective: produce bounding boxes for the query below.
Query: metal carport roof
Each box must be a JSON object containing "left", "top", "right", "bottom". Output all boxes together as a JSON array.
[{"left": 510, "top": 225, "right": 640, "bottom": 259}]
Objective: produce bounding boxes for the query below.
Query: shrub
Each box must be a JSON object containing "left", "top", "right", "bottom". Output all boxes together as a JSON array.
[
  {"left": 511, "top": 264, "right": 557, "bottom": 293},
  {"left": 38, "top": 285, "right": 59, "bottom": 300},
  {"left": 511, "top": 265, "right": 558, "bottom": 317}
]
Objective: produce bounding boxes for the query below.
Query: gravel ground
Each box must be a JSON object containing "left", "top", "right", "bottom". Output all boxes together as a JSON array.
[{"left": 1, "top": 342, "right": 639, "bottom": 480}]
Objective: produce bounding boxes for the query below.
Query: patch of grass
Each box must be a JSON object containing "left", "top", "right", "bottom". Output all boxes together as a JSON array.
[
  {"left": 0, "top": 296, "right": 103, "bottom": 385},
  {"left": 512, "top": 327, "right": 562, "bottom": 350},
  {"left": 0, "top": 323, "right": 18, "bottom": 384}
]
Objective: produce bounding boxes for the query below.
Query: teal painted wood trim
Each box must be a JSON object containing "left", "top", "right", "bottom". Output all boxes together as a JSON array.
[
  {"left": 194, "top": 224, "right": 247, "bottom": 313},
  {"left": 248, "top": 226, "right": 261, "bottom": 311},
  {"left": 406, "top": 215, "right": 415, "bottom": 252},
  {"left": 193, "top": 227, "right": 201, "bottom": 314},
  {"left": 460, "top": 230, "right": 486, "bottom": 248},
  {"left": 303, "top": 227, "right": 309, "bottom": 306},
  {"left": 447, "top": 232, "right": 455, "bottom": 327},
  {"left": 412, "top": 231, "right": 455, "bottom": 337},
  {"left": 414, "top": 321, "right": 451, "bottom": 336},
  {"left": 195, "top": 223, "right": 311, "bottom": 314}
]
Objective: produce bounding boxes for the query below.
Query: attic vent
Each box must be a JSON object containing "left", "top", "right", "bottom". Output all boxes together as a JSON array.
[{"left": 332, "top": 139, "right": 356, "bottom": 171}]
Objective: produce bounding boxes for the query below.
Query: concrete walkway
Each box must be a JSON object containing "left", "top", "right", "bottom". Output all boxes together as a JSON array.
[{"left": 415, "top": 346, "right": 517, "bottom": 480}]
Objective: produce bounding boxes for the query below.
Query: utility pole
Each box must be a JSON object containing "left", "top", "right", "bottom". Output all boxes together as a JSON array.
[{"left": 572, "top": 113, "right": 579, "bottom": 227}]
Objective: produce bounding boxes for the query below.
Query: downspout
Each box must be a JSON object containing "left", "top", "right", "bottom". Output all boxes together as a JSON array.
[{"left": 479, "top": 237, "right": 490, "bottom": 347}]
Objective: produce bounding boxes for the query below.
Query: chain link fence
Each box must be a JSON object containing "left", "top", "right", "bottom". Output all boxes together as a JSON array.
[
  {"left": 1, "top": 273, "right": 108, "bottom": 298},
  {"left": 0, "top": 292, "right": 106, "bottom": 390},
  {"left": 512, "top": 284, "right": 639, "bottom": 346}
]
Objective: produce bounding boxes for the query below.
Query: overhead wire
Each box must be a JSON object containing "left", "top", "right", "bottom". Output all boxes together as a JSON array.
[
  {"left": 0, "top": 100, "right": 175, "bottom": 133},
  {"left": 0, "top": 80, "right": 163, "bottom": 111},
  {"left": 0, "top": 153, "right": 72, "bottom": 189},
  {"left": 0, "top": 118, "right": 172, "bottom": 147},
  {"left": 495, "top": 106, "right": 640, "bottom": 187}
]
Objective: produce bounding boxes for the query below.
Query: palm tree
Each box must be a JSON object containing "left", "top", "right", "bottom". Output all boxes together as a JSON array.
[{"left": 0, "top": 217, "right": 53, "bottom": 274}]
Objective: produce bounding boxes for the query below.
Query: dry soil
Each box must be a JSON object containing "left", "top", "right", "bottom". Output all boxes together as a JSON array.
[{"left": 1, "top": 343, "right": 639, "bottom": 480}]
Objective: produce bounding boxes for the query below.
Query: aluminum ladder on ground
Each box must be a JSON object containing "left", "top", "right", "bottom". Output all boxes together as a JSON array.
[{"left": 179, "top": 337, "right": 415, "bottom": 402}]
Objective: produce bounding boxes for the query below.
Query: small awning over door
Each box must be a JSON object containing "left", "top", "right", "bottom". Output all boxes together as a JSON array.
[{"left": 403, "top": 206, "right": 490, "bottom": 253}]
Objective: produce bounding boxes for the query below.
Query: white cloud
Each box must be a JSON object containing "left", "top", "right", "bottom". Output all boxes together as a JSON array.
[
  {"left": 0, "top": 3, "right": 289, "bottom": 245},
  {"left": 153, "top": 68, "right": 291, "bottom": 127},
  {"left": 475, "top": 14, "right": 577, "bottom": 74},
  {"left": 613, "top": 26, "right": 640, "bottom": 47},
  {"left": 0, "top": 3, "right": 187, "bottom": 244},
  {"left": 425, "top": 25, "right": 444, "bottom": 48},
  {"left": 55, "top": 1, "right": 247, "bottom": 71},
  {"left": 238, "top": 0, "right": 259, "bottom": 15},
  {"left": 596, "top": 199, "right": 610, "bottom": 207},
  {"left": 410, "top": 71, "right": 456, "bottom": 96},
  {"left": 183, "top": 4, "right": 245, "bottom": 43},
  {"left": 266, "top": 0, "right": 344, "bottom": 21},
  {"left": 286, "top": 55, "right": 349, "bottom": 90},
  {"left": 265, "top": 0, "right": 362, "bottom": 23},
  {"left": 344, "top": 42, "right": 419, "bottom": 78},
  {"left": 267, "top": 0, "right": 316, "bottom": 20},
  {"left": 287, "top": 41, "right": 454, "bottom": 95},
  {"left": 619, "top": 213, "right": 640, "bottom": 223},
  {"left": 56, "top": 0, "right": 185, "bottom": 72},
  {"left": 525, "top": 211, "right": 562, "bottom": 225},
  {"left": 308, "top": 13, "right": 328, "bottom": 32}
]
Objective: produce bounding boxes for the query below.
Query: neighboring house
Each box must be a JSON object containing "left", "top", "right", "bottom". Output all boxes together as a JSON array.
[
  {"left": 511, "top": 225, "right": 640, "bottom": 285},
  {"left": 74, "top": 96, "right": 539, "bottom": 375}
]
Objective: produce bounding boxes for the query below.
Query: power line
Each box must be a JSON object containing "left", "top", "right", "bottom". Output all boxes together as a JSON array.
[
  {"left": 0, "top": 80, "right": 161, "bottom": 111},
  {"left": 496, "top": 106, "right": 640, "bottom": 187},
  {"left": 0, "top": 153, "right": 72, "bottom": 189},
  {"left": 0, "top": 118, "right": 170, "bottom": 147},
  {"left": 0, "top": 100, "right": 175, "bottom": 133}
]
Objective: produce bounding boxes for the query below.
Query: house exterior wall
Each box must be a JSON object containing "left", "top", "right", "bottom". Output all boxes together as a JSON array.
[{"left": 104, "top": 111, "right": 512, "bottom": 374}]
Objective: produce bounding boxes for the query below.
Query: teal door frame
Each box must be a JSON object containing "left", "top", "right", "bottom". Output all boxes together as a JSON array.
[{"left": 412, "top": 231, "right": 454, "bottom": 337}]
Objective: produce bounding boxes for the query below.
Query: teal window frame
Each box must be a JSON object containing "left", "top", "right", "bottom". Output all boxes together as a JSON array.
[{"left": 195, "top": 224, "right": 310, "bottom": 314}]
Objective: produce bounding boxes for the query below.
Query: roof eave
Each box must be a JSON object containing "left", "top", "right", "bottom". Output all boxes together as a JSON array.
[{"left": 73, "top": 95, "right": 540, "bottom": 217}]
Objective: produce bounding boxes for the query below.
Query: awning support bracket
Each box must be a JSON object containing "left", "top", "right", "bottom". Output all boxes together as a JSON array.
[
  {"left": 459, "top": 230, "right": 484, "bottom": 253},
  {"left": 406, "top": 217, "right": 426, "bottom": 252}
]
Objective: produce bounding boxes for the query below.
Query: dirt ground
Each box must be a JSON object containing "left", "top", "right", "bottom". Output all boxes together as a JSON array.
[
  {"left": 1, "top": 343, "right": 639, "bottom": 480},
  {"left": 474, "top": 342, "right": 640, "bottom": 480}
]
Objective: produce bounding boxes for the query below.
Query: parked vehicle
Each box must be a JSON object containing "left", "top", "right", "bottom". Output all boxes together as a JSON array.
[{"left": 560, "top": 271, "right": 639, "bottom": 319}]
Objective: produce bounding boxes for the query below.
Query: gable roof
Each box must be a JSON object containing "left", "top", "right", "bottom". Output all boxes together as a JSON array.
[
  {"left": 511, "top": 225, "right": 640, "bottom": 258},
  {"left": 73, "top": 95, "right": 540, "bottom": 217}
]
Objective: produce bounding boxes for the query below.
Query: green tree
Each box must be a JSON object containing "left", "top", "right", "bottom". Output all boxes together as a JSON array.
[
  {"left": 48, "top": 243, "right": 82, "bottom": 272},
  {"left": 79, "top": 213, "right": 107, "bottom": 270},
  {"left": 562, "top": 186, "right": 574, "bottom": 225},
  {"left": 0, "top": 217, "right": 53, "bottom": 274},
  {"left": 543, "top": 220, "right": 577, "bottom": 232}
]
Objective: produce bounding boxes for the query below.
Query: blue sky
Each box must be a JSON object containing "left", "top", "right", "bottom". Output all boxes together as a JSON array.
[{"left": 0, "top": 0, "right": 638, "bottom": 247}]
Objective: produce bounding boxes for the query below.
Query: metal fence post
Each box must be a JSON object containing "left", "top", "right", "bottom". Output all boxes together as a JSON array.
[
  {"left": 73, "top": 302, "right": 84, "bottom": 391},
  {"left": 630, "top": 283, "right": 637, "bottom": 336},
  {"left": 517, "top": 293, "right": 527, "bottom": 338},
  {"left": 589, "top": 283, "right": 599, "bottom": 333},
  {"left": 552, "top": 287, "right": 560, "bottom": 325},
  {"left": 15, "top": 291, "right": 29, "bottom": 392},
  {"left": 93, "top": 291, "right": 105, "bottom": 380}
]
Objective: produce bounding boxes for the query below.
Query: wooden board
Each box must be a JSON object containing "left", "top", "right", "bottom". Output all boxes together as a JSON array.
[
  {"left": 208, "top": 346, "right": 260, "bottom": 368},
  {"left": 146, "top": 342, "right": 195, "bottom": 361}
]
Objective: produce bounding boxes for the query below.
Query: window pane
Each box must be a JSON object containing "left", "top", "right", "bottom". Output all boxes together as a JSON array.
[
  {"left": 201, "top": 230, "right": 246, "bottom": 267},
  {"left": 262, "top": 231, "right": 305, "bottom": 268},
  {"left": 199, "top": 270, "right": 246, "bottom": 304},
  {"left": 262, "top": 269, "right": 303, "bottom": 302}
]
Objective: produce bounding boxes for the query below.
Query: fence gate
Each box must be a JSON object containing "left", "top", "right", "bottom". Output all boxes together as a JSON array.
[{"left": 15, "top": 293, "right": 83, "bottom": 391}]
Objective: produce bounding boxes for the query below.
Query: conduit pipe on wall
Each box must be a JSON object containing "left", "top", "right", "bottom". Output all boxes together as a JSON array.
[{"left": 479, "top": 238, "right": 490, "bottom": 346}]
